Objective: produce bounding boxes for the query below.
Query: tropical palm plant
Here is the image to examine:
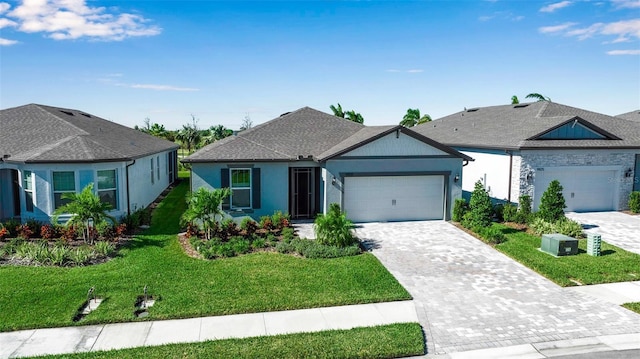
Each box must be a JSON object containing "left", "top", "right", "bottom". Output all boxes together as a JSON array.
[
  {"left": 53, "top": 184, "right": 115, "bottom": 244},
  {"left": 345, "top": 110, "right": 364, "bottom": 124},
  {"left": 176, "top": 120, "right": 202, "bottom": 154},
  {"left": 511, "top": 95, "right": 519, "bottom": 104},
  {"left": 400, "top": 108, "right": 432, "bottom": 127},
  {"left": 525, "top": 93, "right": 551, "bottom": 102},
  {"left": 181, "top": 187, "right": 231, "bottom": 240},
  {"left": 330, "top": 103, "right": 345, "bottom": 118},
  {"left": 203, "top": 125, "right": 233, "bottom": 145}
]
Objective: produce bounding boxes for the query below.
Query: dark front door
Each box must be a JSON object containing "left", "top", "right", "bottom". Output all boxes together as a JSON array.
[
  {"left": 290, "top": 168, "right": 319, "bottom": 219},
  {"left": 634, "top": 154, "right": 640, "bottom": 192},
  {"left": 11, "top": 170, "right": 20, "bottom": 217}
]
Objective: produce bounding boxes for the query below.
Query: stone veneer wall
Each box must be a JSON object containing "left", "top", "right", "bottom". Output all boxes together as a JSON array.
[{"left": 518, "top": 150, "right": 637, "bottom": 210}]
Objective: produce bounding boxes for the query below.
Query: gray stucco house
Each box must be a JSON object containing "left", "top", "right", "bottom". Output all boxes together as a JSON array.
[
  {"left": 0, "top": 104, "right": 179, "bottom": 223},
  {"left": 413, "top": 102, "right": 640, "bottom": 212},
  {"left": 183, "top": 107, "right": 472, "bottom": 222}
]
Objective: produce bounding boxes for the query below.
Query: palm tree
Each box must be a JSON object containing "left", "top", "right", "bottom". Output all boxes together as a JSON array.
[
  {"left": 345, "top": 110, "right": 364, "bottom": 124},
  {"left": 525, "top": 93, "right": 551, "bottom": 102},
  {"left": 180, "top": 187, "right": 231, "bottom": 240},
  {"left": 400, "top": 108, "right": 432, "bottom": 127},
  {"left": 53, "top": 184, "right": 115, "bottom": 244},
  {"left": 203, "top": 125, "right": 233, "bottom": 145},
  {"left": 176, "top": 116, "right": 202, "bottom": 154},
  {"left": 511, "top": 95, "right": 520, "bottom": 104},
  {"left": 148, "top": 123, "right": 168, "bottom": 139},
  {"left": 330, "top": 103, "right": 345, "bottom": 118}
]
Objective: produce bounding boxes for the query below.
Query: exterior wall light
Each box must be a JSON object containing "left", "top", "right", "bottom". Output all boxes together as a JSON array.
[{"left": 454, "top": 174, "right": 460, "bottom": 183}]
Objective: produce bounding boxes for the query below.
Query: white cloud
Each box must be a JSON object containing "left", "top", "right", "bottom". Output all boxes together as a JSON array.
[
  {"left": 607, "top": 49, "right": 640, "bottom": 54},
  {"left": 407, "top": 69, "right": 424, "bottom": 73},
  {"left": 0, "top": 17, "right": 17, "bottom": 28},
  {"left": 566, "top": 23, "right": 604, "bottom": 40},
  {"left": 3, "top": 0, "right": 160, "bottom": 41},
  {"left": 0, "top": 2, "right": 10, "bottom": 14},
  {"left": 601, "top": 18, "right": 640, "bottom": 42},
  {"left": 611, "top": 0, "right": 640, "bottom": 9},
  {"left": 539, "top": 22, "right": 577, "bottom": 33},
  {"left": 129, "top": 84, "right": 199, "bottom": 92},
  {"left": 0, "top": 37, "right": 18, "bottom": 45},
  {"left": 540, "top": 1, "right": 573, "bottom": 13}
]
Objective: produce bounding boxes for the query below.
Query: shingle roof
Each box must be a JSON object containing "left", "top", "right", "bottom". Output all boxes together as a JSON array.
[
  {"left": 617, "top": 110, "right": 640, "bottom": 122},
  {"left": 0, "top": 104, "right": 178, "bottom": 163},
  {"left": 412, "top": 102, "right": 640, "bottom": 150},
  {"left": 184, "top": 107, "right": 365, "bottom": 162}
]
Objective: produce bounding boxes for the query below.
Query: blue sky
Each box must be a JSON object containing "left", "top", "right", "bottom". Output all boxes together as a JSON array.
[{"left": 1, "top": 0, "right": 639, "bottom": 130}]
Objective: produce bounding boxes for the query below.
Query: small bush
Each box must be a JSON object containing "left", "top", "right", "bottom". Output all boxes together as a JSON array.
[
  {"left": 493, "top": 204, "right": 504, "bottom": 222},
  {"left": 96, "top": 221, "right": 117, "bottom": 241},
  {"left": 281, "top": 227, "right": 295, "bottom": 241},
  {"left": 49, "top": 245, "right": 69, "bottom": 266},
  {"left": 314, "top": 203, "right": 356, "bottom": 248},
  {"left": 538, "top": 180, "right": 566, "bottom": 222},
  {"left": 516, "top": 195, "right": 532, "bottom": 224},
  {"left": 121, "top": 212, "right": 141, "bottom": 233},
  {"left": 259, "top": 216, "right": 275, "bottom": 231},
  {"left": 16, "top": 224, "right": 34, "bottom": 239},
  {"left": 40, "top": 224, "right": 57, "bottom": 240},
  {"left": 251, "top": 238, "right": 266, "bottom": 249},
  {"left": 0, "top": 226, "right": 8, "bottom": 240},
  {"left": 69, "top": 246, "right": 93, "bottom": 266},
  {"left": 229, "top": 236, "right": 250, "bottom": 255},
  {"left": 95, "top": 241, "right": 116, "bottom": 257},
  {"left": 466, "top": 181, "right": 493, "bottom": 229},
  {"left": 477, "top": 226, "right": 506, "bottom": 244},
  {"left": 529, "top": 217, "right": 583, "bottom": 238},
  {"left": 271, "top": 211, "right": 290, "bottom": 230},
  {"left": 25, "top": 219, "right": 43, "bottom": 238},
  {"left": 276, "top": 238, "right": 360, "bottom": 259},
  {"left": 138, "top": 208, "right": 152, "bottom": 226},
  {"left": 502, "top": 203, "right": 517, "bottom": 222},
  {"left": 452, "top": 199, "right": 468, "bottom": 222},
  {"left": 60, "top": 226, "right": 77, "bottom": 242},
  {"left": 2, "top": 219, "right": 20, "bottom": 237},
  {"left": 629, "top": 191, "right": 640, "bottom": 214},
  {"left": 240, "top": 217, "right": 259, "bottom": 235}
]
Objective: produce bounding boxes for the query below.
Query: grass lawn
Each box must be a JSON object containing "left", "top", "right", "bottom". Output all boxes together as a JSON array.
[
  {"left": 623, "top": 302, "right": 640, "bottom": 314},
  {"left": 39, "top": 323, "right": 425, "bottom": 359},
  {"left": 0, "top": 179, "right": 410, "bottom": 332},
  {"left": 492, "top": 223, "right": 640, "bottom": 287}
]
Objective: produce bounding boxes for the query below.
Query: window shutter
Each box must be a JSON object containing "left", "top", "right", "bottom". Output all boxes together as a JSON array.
[
  {"left": 252, "top": 168, "right": 261, "bottom": 209},
  {"left": 221, "top": 168, "right": 230, "bottom": 209}
]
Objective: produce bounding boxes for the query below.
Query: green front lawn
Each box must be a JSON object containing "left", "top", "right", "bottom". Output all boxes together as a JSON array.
[
  {"left": 0, "top": 180, "right": 410, "bottom": 332},
  {"left": 623, "top": 302, "right": 640, "bottom": 314},
  {"left": 492, "top": 223, "right": 640, "bottom": 287},
  {"left": 40, "top": 323, "right": 425, "bottom": 359}
]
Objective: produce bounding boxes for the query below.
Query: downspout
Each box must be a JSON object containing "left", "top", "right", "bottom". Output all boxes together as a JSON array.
[
  {"left": 125, "top": 159, "right": 136, "bottom": 215},
  {"left": 507, "top": 151, "right": 513, "bottom": 202}
]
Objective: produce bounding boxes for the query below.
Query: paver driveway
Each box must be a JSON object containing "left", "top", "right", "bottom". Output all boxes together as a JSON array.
[
  {"left": 353, "top": 221, "right": 640, "bottom": 355},
  {"left": 566, "top": 212, "right": 640, "bottom": 255}
]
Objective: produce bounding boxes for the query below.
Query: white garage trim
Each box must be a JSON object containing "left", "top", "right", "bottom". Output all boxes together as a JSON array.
[
  {"left": 342, "top": 173, "right": 448, "bottom": 222},
  {"left": 533, "top": 166, "right": 620, "bottom": 212}
]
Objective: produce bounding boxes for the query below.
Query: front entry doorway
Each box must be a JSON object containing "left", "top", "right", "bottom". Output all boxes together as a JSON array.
[{"left": 289, "top": 168, "right": 320, "bottom": 219}]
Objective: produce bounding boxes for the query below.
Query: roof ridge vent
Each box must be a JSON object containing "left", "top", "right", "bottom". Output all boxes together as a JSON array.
[
  {"left": 60, "top": 110, "right": 74, "bottom": 116},
  {"left": 80, "top": 113, "right": 92, "bottom": 118},
  {"left": 466, "top": 108, "right": 479, "bottom": 112},
  {"left": 514, "top": 104, "right": 529, "bottom": 108},
  {"left": 280, "top": 112, "right": 291, "bottom": 117}
]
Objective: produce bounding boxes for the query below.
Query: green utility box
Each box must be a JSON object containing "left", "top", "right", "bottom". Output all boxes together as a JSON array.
[
  {"left": 541, "top": 233, "right": 578, "bottom": 256},
  {"left": 587, "top": 233, "right": 602, "bottom": 256}
]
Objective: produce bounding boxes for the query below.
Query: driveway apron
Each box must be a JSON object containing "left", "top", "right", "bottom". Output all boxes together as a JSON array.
[
  {"left": 566, "top": 212, "right": 640, "bottom": 255},
  {"left": 354, "top": 221, "right": 640, "bottom": 355}
]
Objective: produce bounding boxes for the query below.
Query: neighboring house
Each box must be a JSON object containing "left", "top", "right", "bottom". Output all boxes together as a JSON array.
[
  {"left": 413, "top": 102, "right": 640, "bottom": 212},
  {"left": 0, "top": 104, "right": 179, "bottom": 223},
  {"left": 617, "top": 110, "right": 640, "bottom": 123},
  {"left": 183, "top": 107, "right": 472, "bottom": 222}
]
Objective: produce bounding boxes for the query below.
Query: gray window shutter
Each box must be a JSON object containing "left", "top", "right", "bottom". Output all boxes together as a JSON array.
[
  {"left": 252, "top": 168, "right": 261, "bottom": 209},
  {"left": 221, "top": 168, "right": 230, "bottom": 209}
]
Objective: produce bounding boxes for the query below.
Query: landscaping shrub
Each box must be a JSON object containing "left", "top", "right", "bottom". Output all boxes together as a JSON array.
[
  {"left": 271, "top": 211, "right": 290, "bottom": 230},
  {"left": 276, "top": 238, "right": 360, "bottom": 259},
  {"left": 2, "top": 219, "right": 20, "bottom": 237},
  {"left": 251, "top": 238, "right": 266, "bottom": 249},
  {"left": 95, "top": 241, "right": 116, "bottom": 257},
  {"left": 529, "top": 217, "right": 583, "bottom": 238},
  {"left": 493, "top": 204, "right": 505, "bottom": 222},
  {"left": 516, "top": 195, "right": 532, "bottom": 224},
  {"left": 121, "top": 212, "right": 141, "bottom": 233},
  {"left": 538, "top": 180, "right": 566, "bottom": 222},
  {"left": 629, "top": 191, "right": 640, "bottom": 214},
  {"left": 60, "top": 226, "right": 77, "bottom": 242},
  {"left": 464, "top": 181, "right": 493, "bottom": 229},
  {"left": 25, "top": 219, "right": 43, "bottom": 238},
  {"left": 68, "top": 247, "right": 93, "bottom": 266},
  {"left": 502, "top": 203, "right": 517, "bottom": 222},
  {"left": 281, "top": 227, "right": 295, "bottom": 241},
  {"left": 314, "top": 203, "right": 356, "bottom": 247},
  {"left": 96, "top": 221, "right": 117, "bottom": 241},
  {"left": 40, "top": 224, "right": 57, "bottom": 240},
  {"left": 0, "top": 225, "right": 8, "bottom": 240},
  {"left": 477, "top": 226, "right": 506, "bottom": 244},
  {"left": 240, "top": 217, "right": 259, "bottom": 235},
  {"left": 49, "top": 245, "right": 69, "bottom": 266},
  {"left": 16, "top": 224, "right": 34, "bottom": 239},
  {"left": 452, "top": 199, "right": 468, "bottom": 222},
  {"left": 259, "top": 216, "right": 275, "bottom": 231},
  {"left": 229, "top": 236, "right": 251, "bottom": 255}
]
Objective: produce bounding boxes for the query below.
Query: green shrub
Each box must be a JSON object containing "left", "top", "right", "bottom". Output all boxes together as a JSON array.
[
  {"left": 493, "top": 204, "right": 505, "bottom": 222},
  {"left": 49, "top": 245, "right": 69, "bottom": 266},
  {"left": 281, "top": 227, "right": 295, "bottom": 241},
  {"left": 1, "top": 238, "right": 23, "bottom": 256},
  {"left": 538, "top": 180, "right": 566, "bottom": 222},
  {"left": 95, "top": 241, "right": 116, "bottom": 257},
  {"left": 259, "top": 216, "right": 275, "bottom": 231},
  {"left": 465, "top": 181, "right": 493, "bottom": 229},
  {"left": 452, "top": 199, "right": 468, "bottom": 222},
  {"left": 529, "top": 217, "right": 583, "bottom": 238},
  {"left": 477, "top": 226, "right": 506, "bottom": 244},
  {"left": 516, "top": 195, "right": 532, "bottom": 224},
  {"left": 629, "top": 191, "right": 640, "bottom": 214},
  {"left": 276, "top": 238, "right": 360, "bottom": 259},
  {"left": 240, "top": 217, "right": 259, "bottom": 235},
  {"left": 229, "top": 236, "right": 250, "bottom": 255},
  {"left": 69, "top": 246, "right": 93, "bottom": 266},
  {"left": 251, "top": 238, "right": 266, "bottom": 249},
  {"left": 96, "top": 221, "right": 116, "bottom": 241},
  {"left": 314, "top": 203, "right": 356, "bottom": 248},
  {"left": 3, "top": 218, "right": 21, "bottom": 237},
  {"left": 271, "top": 211, "right": 290, "bottom": 230},
  {"left": 25, "top": 219, "right": 43, "bottom": 238},
  {"left": 502, "top": 203, "right": 517, "bottom": 222}
]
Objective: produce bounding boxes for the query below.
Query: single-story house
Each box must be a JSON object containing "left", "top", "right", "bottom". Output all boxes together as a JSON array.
[
  {"left": 412, "top": 101, "right": 640, "bottom": 212},
  {"left": 0, "top": 104, "right": 179, "bottom": 223},
  {"left": 183, "top": 107, "right": 473, "bottom": 222}
]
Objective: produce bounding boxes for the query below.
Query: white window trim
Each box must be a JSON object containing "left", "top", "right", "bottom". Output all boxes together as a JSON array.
[
  {"left": 23, "top": 170, "right": 34, "bottom": 213},
  {"left": 230, "top": 168, "right": 252, "bottom": 210},
  {"left": 150, "top": 158, "right": 155, "bottom": 184},
  {"left": 52, "top": 171, "right": 77, "bottom": 212},
  {"left": 96, "top": 169, "right": 118, "bottom": 211}
]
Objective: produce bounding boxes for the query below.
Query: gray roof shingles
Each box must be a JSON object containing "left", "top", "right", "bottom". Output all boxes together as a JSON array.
[
  {"left": 412, "top": 101, "right": 640, "bottom": 150},
  {"left": 0, "top": 104, "right": 178, "bottom": 163},
  {"left": 617, "top": 110, "right": 640, "bottom": 122}
]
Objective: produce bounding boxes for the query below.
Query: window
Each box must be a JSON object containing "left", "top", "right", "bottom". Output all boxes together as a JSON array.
[
  {"left": 150, "top": 158, "right": 155, "bottom": 184},
  {"left": 230, "top": 169, "right": 251, "bottom": 209},
  {"left": 23, "top": 170, "right": 34, "bottom": 212},
  {"left": 156, "top": 156, "right": 160, "bottom": 181},
  {"left": 97, "top": 170, "right": 117, "bottom": 210},
  {"left": 53, "top": 171, "right": 75, "bottom": 209}
]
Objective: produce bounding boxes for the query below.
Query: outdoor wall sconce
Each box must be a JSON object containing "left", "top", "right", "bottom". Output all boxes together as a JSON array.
[
  {"left": 454, "top": 174, "right": 460, "bottom": 183},
  {"left": 526, "top": 170, "right": 534, "bottom": 182},
  {"left": 625, "top": 168, "right": 633, "bottom": 178},
  {"left": 331, "top": 176, "right": 336, "bottom": 185}
]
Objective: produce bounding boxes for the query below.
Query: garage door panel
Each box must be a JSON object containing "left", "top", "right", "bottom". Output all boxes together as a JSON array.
[
  {"left": 344, "top": 175, "right": 444, "bottom": 222},
  {"left": 534, "top": 169, "right": 615, "bottom": 212}
]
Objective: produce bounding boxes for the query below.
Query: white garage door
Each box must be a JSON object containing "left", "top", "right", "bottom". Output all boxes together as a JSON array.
[
  {"left": 343, "top": 175, "right": 445, "bottom": 222},
  {"left": 534, "top": 168, "right": 616, "bottom": 212}
]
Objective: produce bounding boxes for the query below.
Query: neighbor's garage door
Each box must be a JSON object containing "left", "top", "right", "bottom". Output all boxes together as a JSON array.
[
  {"left": 343, "top": 175, "right": 445, "bottom": 222},
  {"left": 534, "top": 168, "right": 616, "bottom": 212}
]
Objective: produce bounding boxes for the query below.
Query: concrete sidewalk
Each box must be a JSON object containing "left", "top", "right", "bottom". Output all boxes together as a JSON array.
[
  {"left": 0, "top": 301, "right": 418, "bottom": 358},
  {"left": 565, "top": 281, "right": 640, "bottom": 305}
]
